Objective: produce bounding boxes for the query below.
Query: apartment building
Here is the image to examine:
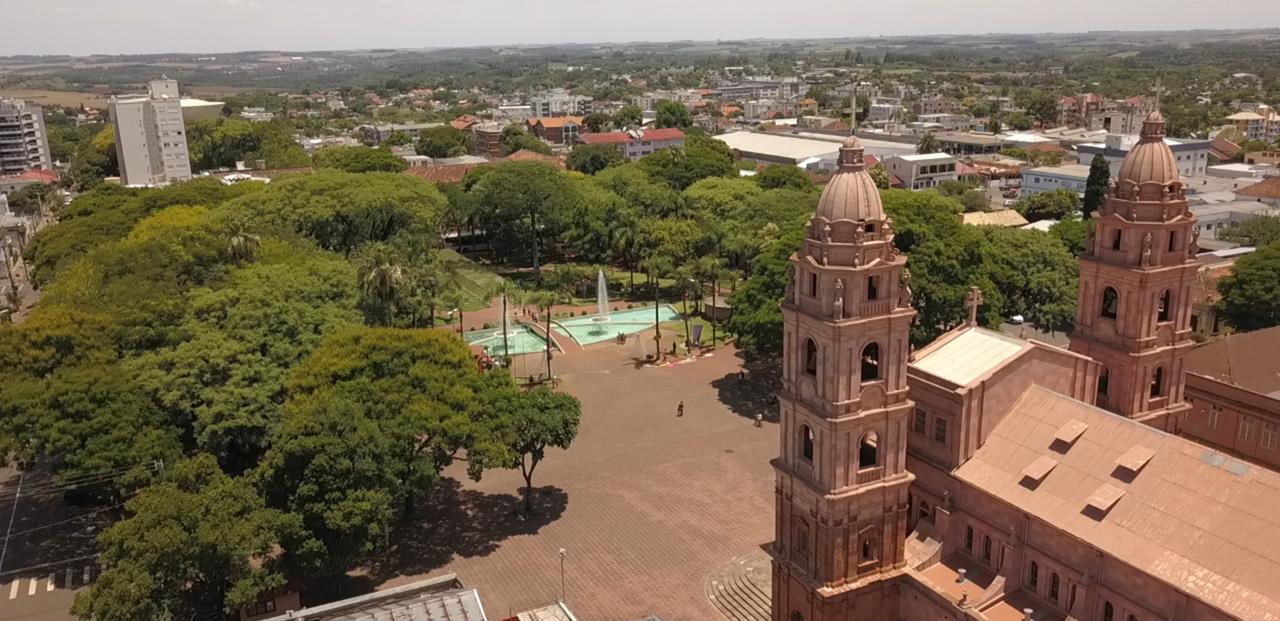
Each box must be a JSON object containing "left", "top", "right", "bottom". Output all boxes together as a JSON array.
[
  {"left": 882, "top": 152, "right": 958, "bottom": 189},
  {"left": 1021, "top": 163, "right": 1091, "bottom": 196},
  {"left": 528, "top": 90, "right": 592, "bottom": 117},
  {"left": 0, "top": 98, "right": 52, "bottom": 175},
  {"left": 1088, "top": 96, "right": 1153, "bottom": 134},
  {"left": 578, "top": 128, "right": 685, "bottom": 160},
  {"left": 471, "top": 122, "right": 504, "bottom": 159},
  {"left": 1225, "top": 104, "right": 1280, "bottom": 143},
  {"left": 110, "top": 79, "right": 193, "bottom": 186},
  {"left": 1077, "top": 132, "right": 1210, "bottom": 179},
  {"left": 526, "top": 117, "right": 582, "bottom": 147}
]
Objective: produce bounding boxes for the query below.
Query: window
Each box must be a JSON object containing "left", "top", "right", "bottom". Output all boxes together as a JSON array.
[
  {"left": 1209, "top": 405, "right": 1221, "bottom": 430},
  {"left": 1111, "top": 229, "right": 1123, "bottom": 250},
  {"left": 1168, "top": 231, "right": 1179, "bottom": 252},
  {"left": 1127, "top": 616, "right": 1137, "bottom": 621},
  {"left": 1103, "top": 602, "right": 1114, "bottom": 621},
  {"left": 1240, "top": 418, "right": 1255, "bottom": 443},
  {"left": 801, "top": 425, "right": 815, "bottom": 461},
  {"left": 804, "top": 339, "right": 818, "bottom": 376},
  {"left": 808, "top": 273, "right": 818, "bottom": 296},
  {"left": 965, "top": 526, "right": 974, "bottom": 551},
  {"left": 1150, "top": 367, "right": 1164, "bottom": 398},
  {"left": 858, "top": 432, "right": 879, "bottom": 469},
  {"left": 1158, "top": 290, "right": 1172, "bottom": 322},
  {"left": 982, "top": 536, "right": 992, "bottom": 562},
  {"left": 934, "top": 417, "right": 948, "bottom": 444},
  {"left": 1101, "top": 287, "right": 1119, "bottom": 319},
  {"left": 1098, "top": 367, "right": 1110, "bottom": 399},
  {"left": 1049, "top": 573, "right": 1060, "bottom": 600},
  {"left": 790, "top": 612, "right": 804, "bottom": 621},
  {"left": 1262, "top": 424, "right": 1276, "bottom": 450},
  {"left": 867, "top": 275, "right": 880, "bottom": 301},
  {"left": 913, "top": 410, "right": 927, "bottom": 434},
  {"left": 918, "top": 501, "right": 931, "bottom": 522},
  {"left": 1028, "top": 561, "right": 1039, "bottom": 589},
  {"left": 861, "top": 343, "right": 881, "bottom": 381},
  {"left": 861, "top": 537, "right": 877, "bottom": 561}
]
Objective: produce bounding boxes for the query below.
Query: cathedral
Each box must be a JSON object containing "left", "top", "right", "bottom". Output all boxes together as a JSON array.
[{"left": 770, "top": 112, "right": 1280, "bottom": 621}]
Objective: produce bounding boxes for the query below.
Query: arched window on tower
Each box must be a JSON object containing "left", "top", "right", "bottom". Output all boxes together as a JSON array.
[
  {"left": 1050, "top": 573, "right": 1060, "bottom": 600},
  {"left": 801, "top": 425, "right": 815, "bottom": 461},
  {"left": 1168, "top": 230, "right": 1179, "bottom": 253},
  {"left": 1158, "top": 289, "right": 1172, "bottom": 322},
  {"left": 1029, "top": 561, "right": 1039, "bottom": 589},
  {"left": 867, "top": 275, "right": 880, "bottom": 300},
  {"left": 804, "top": 339, "right": 818, "bottom": 376},
  {"left": 1103, "top": 602, "right": 1114, "bottom": 621},
  {"left": 790, "top": 612, "right": 804, "bottom": 621},
  {"left": 1110, "top": 229, "right": 1123, "bottom": 251},
  {"left": 861, "top": 343, "right": 881, "bottom": 381},
  {"left": 965, "top": 526, "right": 974, "bottom": 551},
  {"left": 1101, "top": 287, "right": 1119, "bottom": 319},
  {"left": 982, "top": 536, "right": 992, "bottom": 562},
  {"left": 1098, "top": 367, "right": 1110, "bottom": 405},
  {"left": 858, "top": 431, "right": 878, "bottom": 469},
  {"left": 1151, "top": 367, "right": 1165, "bottom": 398}
]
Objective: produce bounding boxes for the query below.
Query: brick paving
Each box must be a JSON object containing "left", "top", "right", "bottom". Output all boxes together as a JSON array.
[{"left": 377, "top": 339, "right": 780, "bottom": 621}]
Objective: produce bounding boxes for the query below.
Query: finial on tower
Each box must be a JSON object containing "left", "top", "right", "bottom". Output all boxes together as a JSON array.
[{"left": 965, "top": 286, "right": 984, "bottom": 327}]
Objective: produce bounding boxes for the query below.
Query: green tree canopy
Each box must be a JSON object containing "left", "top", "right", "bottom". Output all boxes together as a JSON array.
[
  {"left": 637, "top": 133, "right": 735, "bottom": 190},
  {"left": 613, "top": 105, "right": 643, "bottom": 128},
  {"left": 470, "top": 161, "right": 575, "bottom": 281},
  {"left": 415, "top": 125, "right": 468, "bottom": 159},
  {"left": 312, "top": 146, "right": 409, "bottom": 173},
  {"left": 756, "top": 164, "right": 813, "bottom": 191},
  {"left": 655, "top": 100, "right": 693, "bottom": 129},
  {"left": 492, "top": 387, "right": 581, "bottom": 514},
  {"left": 1218, "top": 242, "right": 1280, "bottom": 331},
  {"left": 186, "top": 118, "right": 309, "bottom": 172},
  {"left": 1014, "top": 188, "right": 1080, "bottom": 222},
  {"left": 566, "top": 143, "right": 624, "bottom": 175},
  {"left": 1083, "top": 154, "right": 1110, "bottom": 219},
  {"left": 1220, "top": 215, "right": 1280, "bottom": 247},
  {"left": 916, "top": 132, "right": 941, "bottom": 154}
]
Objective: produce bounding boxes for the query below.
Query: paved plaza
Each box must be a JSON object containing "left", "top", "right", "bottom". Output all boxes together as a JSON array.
[{"left": 375, "top": 332, "right": 780, "bottom": 620}]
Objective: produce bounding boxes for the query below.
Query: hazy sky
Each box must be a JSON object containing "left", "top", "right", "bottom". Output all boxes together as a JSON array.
[{"left": 6, "top": 0, "right": 1280, "bottom": 56}]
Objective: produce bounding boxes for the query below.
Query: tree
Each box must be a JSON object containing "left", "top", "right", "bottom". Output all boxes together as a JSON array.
[
  {"left": 5, "top": 183, "right": 56, "bottom": 217},
  {"left": 868, "top": 162, "right": 891, "bottom": 189},
  {"left": 566, "top": 144, "right": 624, "bottom": 175},
  {"left": 225, "top": 223, "right": 261, "bottom": 265},
  {"left": 1218, "top": 242, "right": 1280, "bottom": 331},
  {"left": 988, "top": 119, "right": 1003, "bottom": 135},
  {"left": 1220, "top": 215, "right": 1280, "bottom": 247},
  {"left": 916, "top": 132, "right": 941, "bottom": 155},
  {"left": 524, "top": 290, "right": 559, "bottom": 380},
  {"left": 637, "top": 134, "right": 735, "bottom": 190},
  {"left": 1083, "top": 154, "right": 1110, "bottom": 219},
  {"left": 494, "top": 387, "right": 581, "bottom": 514},
  {"left": 312, "top": 146, "right": 408, "bottom": 173},
  {"left": 756, "top": 164, "right": 813, "bottom": 191},
  {"left": 1049, "top": 217, "right": 1089, "bottom": 256},
  {"left": 726, "top": 229, "right": 800, "bottom": 359},
  {"left": 1022, "top": 91, "right": 1059, "bottom": 125},
  {"left": 1006, "top": 112, "right": 1035, "bottom": 131},
  {"left": 655, "top": 100, "right": 693, "bottom": 129},
  {"left": 582, "top": 112, "right": 611, "bottom": 133},
  {"left": 500, "top": 125, "right": 552, "bottom": 156},
  {"left": 1014, "top": 188, "right": 1080, "bottom": 222},
  {"left": 358, "top": 246, "right": 407, "bottom": 326},
  {"left": 185, "top": 118, "right": 308, "bottom": 172},
  {"left": 471, "top": 162, "right": 575, "bottom": 283},
  {"left": 613, "top": 105, "right": 643, "bottom": 129},
  {"left": 381, "top": 130, "right": 412, "bottom": 147},
  {"left": 72, "top": 455, "right": 298, "bottom": 621},
  {"left": 416, "top": 126, "right": 468, "bottom": 158}
]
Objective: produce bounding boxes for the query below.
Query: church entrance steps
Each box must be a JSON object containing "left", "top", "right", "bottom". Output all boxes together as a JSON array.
[{"left": 706, "top": 549, "right": 772, "bottom": 621}]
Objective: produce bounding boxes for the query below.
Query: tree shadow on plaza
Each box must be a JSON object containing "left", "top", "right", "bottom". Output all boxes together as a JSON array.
[
  {"left": 711, "top": 354, "right": 781, "bottom": 423},
  {"left": 369, "top": 477, "right": 568, "bottom": 581}
]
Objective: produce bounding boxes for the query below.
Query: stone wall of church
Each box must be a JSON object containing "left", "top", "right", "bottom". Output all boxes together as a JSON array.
[{"left": 1183, "top": 374, "right": 1280, "bottom": 471}]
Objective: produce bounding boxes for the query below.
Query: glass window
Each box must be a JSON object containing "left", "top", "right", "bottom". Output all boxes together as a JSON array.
[
  {"left": 801, "top": 425, "right": 815, "bottom": 460},
  {"left": 804, "top": 340, "right": 818, "bottom": 376},
  {"left": 1101, "top": 287, "right": 1119, "bottom": 319},
  {"left": 934, "top": 417, "right": 948, "bottom": 444},
  {"left": 913, "top": 410, "right": 927, "bottom": 434},
  {"left": 861, "top": 343, "right": 881, "bottom": 381}
]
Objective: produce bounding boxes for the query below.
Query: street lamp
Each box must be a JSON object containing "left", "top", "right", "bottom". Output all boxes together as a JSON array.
[{"left": 558, "top": 547, "right": 567, "bottom": 603}]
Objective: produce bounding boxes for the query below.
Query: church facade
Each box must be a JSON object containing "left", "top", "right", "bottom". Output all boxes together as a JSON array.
[{"left": 771, "top": 113, "right": 1280, "bottom": 621}]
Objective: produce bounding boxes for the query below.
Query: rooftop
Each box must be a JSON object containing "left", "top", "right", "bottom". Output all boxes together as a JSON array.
[
  {"left": 1186, "top": 326, "right": 1280, "bottom": 399},
  {"left": 961, "top": 209, "right": 1029, "bottom": 228},
  {"left": 1238, "top": 175, "right": 1280, "bottom": 199},
  {"left": 259, "top": 575, "right": 486, "bottom": 621},
  {"left": 911, "top": 327, "right": 1031, "bottom": 386},
  {"left": 1025, "top": 163, "right": 1092, "bottom": 178},
  {"left": 892, "top": 152, "right": 955, "bottom": 162},
  {"left": 937, "top": 133, "right": 1004, "bottom": 146},
  {"left": 954, "top": 386, "right": 1280, "bottom": 621},
  {"left": 715, "top": 131, "right": 839, "bottom": 162}
]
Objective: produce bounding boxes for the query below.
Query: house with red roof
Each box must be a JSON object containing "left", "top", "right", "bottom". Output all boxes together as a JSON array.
[
  {"left": 526, "top": 116, "right": 584, "bottom": 146},
  {"left": 0, "top": 169, "right": 58, "bottom": 196},
  {"left": 577, "top": 128, "right": 685, "bottom": 161}
]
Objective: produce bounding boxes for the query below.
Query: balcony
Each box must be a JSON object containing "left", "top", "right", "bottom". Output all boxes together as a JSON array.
[
  {"left": 855, "top": 467, "right": 884, "bottom": 485},
  {"left": 859, "top": 299, "right": 891, "bottom": 316}
]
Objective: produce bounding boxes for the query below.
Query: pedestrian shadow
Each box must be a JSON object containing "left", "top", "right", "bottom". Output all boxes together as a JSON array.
[
  {"left": 368, "top": 477, "right": 568, "bottom": 581},
  {"left": 711, "top": 354, "right": 781, "bottom": 423}
]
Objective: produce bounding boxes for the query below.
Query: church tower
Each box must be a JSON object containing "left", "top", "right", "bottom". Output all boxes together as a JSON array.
[
  {"left": 772, "top": 137, "right": 916, "bottom": 621},
  {"left": 1068, "top": 111, "right": 1199, "bottom": 431}
]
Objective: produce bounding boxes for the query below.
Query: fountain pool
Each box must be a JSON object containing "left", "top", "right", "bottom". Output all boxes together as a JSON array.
[
  {"left": 553, "top": 305, "right": 681, "bottom": 346},
  {"left": 463, "top": 325, "right": 548, "bottom": 356}
]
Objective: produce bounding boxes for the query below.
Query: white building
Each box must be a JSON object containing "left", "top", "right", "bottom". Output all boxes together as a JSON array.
[
  {"left": 883, "top": 153, "right": 958, "bottom": 190},
  {"left": 1191, "top": 201, "right": 1280, "bottom": 239},
  {"left": 1206, "top": 163, "right": 1277, "bottom": 179},
  {"left": 0, "top": 98, "right": 52, "bottom": 175},
  {"left": 528, "top": 90, "right": 592, "bottom": 117},
  {"left": 238, "top": 107, "right": 275, "bottom": 122},
  {"left": 1021, "top": 163, "right": 1092, "bottom": 197},
  {"left": 1077, "top": 133, "right": 1209, "bottom": 179},
  {"left": 110, "top": 79, "right": 193, "bottom": 186},
  {"left": 715, "top": 131, "right": 840, "bottom": 170}
]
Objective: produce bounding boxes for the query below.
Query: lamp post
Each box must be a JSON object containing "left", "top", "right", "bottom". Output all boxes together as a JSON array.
[{"left": 558, "top": 547, "right": 567, "bottom": 603}]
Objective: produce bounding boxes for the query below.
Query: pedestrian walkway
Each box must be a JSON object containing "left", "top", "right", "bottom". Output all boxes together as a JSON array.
[{"left": 0, "top": 562, "right": 95, "bottom": 602}]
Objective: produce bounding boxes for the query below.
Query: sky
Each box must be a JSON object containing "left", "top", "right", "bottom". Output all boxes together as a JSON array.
[{"left": 5, "top": 0, "right": 1280, "bottom": 56}]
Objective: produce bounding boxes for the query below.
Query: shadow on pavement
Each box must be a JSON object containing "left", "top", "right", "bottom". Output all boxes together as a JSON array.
[
  {"left": 368, "top": 477, "right": 568, "bottom": 581},
  {"left": 711, "top": 354, "right": 781, "bottom": 423}
]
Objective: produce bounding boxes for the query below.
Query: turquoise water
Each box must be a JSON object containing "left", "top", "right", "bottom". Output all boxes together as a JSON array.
[
  {"left": 463, "top": 325, "right": 548, "bottom": 356},
  {"left": 553, "top": 305, "right": 682, "bottom": 345}
]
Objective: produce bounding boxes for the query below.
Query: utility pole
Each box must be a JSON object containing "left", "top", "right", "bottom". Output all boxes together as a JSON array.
[{"left": 558, "top": 548, "right": 567, "bottom": 603}]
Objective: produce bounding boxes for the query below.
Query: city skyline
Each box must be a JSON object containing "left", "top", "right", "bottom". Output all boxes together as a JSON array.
[{"left": 4, "top": 0, "right": 1280, "bottom": 56}]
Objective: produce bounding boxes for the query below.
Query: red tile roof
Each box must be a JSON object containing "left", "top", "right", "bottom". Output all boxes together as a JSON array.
[
  {"left": 0, "top": 169, "right": 58, "bottom": 184},
  {"left": 640, "top": 128, "right": 684, "bottom": 142},
  {"left": 1186, "top": 325, "right": 1280, "bottom": 396},
  {"left": 579, "top": 132, "right": 631, "bottom": 145},
  {"left": 1238, "top": 176, "right": 1280, "bottom": 200},
  {"left": 527, "top": 117, "right": 583, "bottom": 129},
  {"left": 450, "top": 115, "right": 479, "bottom": 130}
]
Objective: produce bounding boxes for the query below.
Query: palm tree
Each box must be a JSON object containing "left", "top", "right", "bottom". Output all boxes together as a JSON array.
[
  {"left": 525, "top": 290, "right": 559, "bottom": 381},
  {"left": 692, "top": 256, "right": 727, "bottom": 347},
  {"left": 226, "top": 224, "right": 262, "bottom": 265},
  {"left": 361, "top": 251, "right": 406, "bottom": 327},
  {"left": 916, "top": 131, "right": 941, "bottom": 155}
]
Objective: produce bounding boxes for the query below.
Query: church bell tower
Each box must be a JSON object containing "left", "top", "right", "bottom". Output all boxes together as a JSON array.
[
  {"left": 772, "top": 137, "right": 916, "bottom": 621},
  {"left": 1069, "top": 111, "right": 1199, "bottom": 431}
]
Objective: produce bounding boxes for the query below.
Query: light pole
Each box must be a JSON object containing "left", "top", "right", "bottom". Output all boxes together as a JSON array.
[{"left": 558, "top": 547, "right": 567, "bottom": 603}]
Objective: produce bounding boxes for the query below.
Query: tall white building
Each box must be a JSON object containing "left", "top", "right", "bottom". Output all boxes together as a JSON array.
[
  {"left": 0, "top": 98, "right": 52, "bottom": 175},
  {"left": 110, "top": 79, "right": 193, "bottom": 186}
]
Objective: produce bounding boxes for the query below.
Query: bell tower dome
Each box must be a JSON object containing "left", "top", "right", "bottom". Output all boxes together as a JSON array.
[
  {"left": 772, "top": 135, "right": 916, "bottom": 621},
  {"left": 1068, "top": 110, "right": 1199, "bottom": 430}
]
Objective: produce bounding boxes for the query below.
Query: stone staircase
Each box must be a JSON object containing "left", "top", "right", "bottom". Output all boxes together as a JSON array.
[{"left": 706, "top": 550, "right": 772, "bottom": 621}]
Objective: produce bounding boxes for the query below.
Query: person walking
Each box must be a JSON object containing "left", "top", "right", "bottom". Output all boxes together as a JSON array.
[
  {"left": 754, "top": 413, "right": 763, "bottom": 428},
  {"left": 676, "top": 401, "right": 684, "bottom": 417}
]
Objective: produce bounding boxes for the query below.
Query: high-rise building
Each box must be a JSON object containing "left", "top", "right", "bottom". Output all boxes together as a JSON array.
[
  {"left": 0, "top": 98, "right": 53, "bottom": 175},
  {"left": 110, "top": 79, "right": 193, "bottom": 186}
]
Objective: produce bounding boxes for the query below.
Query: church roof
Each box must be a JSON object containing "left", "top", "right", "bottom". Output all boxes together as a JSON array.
[
  {"left": 813, "top": 136, "right": 886, "bottom": 222},
  {"left": 911, "top": 327, "right": 1031, "bottom": 386},
  {"left": 954, "top": 386, "right": 1280, "bottom": 621},
  {"left": 1115, "top": 110, "right": 1180, "bottom": 187},
  {"left": 1186, "top": 326, "right": 1280, "bottom": 398}
]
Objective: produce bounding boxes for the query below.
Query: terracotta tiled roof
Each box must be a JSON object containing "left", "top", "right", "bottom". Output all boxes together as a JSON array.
[
  {"left": 641, "top": 128, "right": 684, "bottom": 142},
  {"left": 528, "top": 116, "right": 583, "bottom": 129},
  {"left": 955, "top": 385, "right": 1280, "bottom": 621},
  {"left": 1210, "top": 136, "right": 1241, "bottom": 161},
  {"left": 0, "top": 169, "right": 58, "bottom": 184},
  {"left": 1024, "top": 142, "right": 1067, "bottom": 154},
  {"left": 1187, "top": 326, "right": 1280, "bottom": 397},
  {"left": 1238, "top": 176, "right": 1280, "bottom": 199},
  {"left": 579, "top": 132, "right": 631, "bottom": 145},
  {"left": 450, "top": 115, "right": 479, "bottom": 130},
  {"left": 822, "top": 121, "right": 851, "bottom": 131},
  {"left": 1193, "top": 263, "right": 1234, "bottom": 305},
  {"left": 960, "top": 209, "right": 1027, "bottom": 227}
]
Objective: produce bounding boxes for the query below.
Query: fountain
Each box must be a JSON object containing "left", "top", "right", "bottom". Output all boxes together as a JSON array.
[{"left": 587, "top": 270, "right": 612, "bottom": 335}]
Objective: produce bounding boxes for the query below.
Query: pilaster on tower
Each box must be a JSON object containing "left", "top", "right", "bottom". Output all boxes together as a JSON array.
[
  {"left": 1068, "top": 111, "right": 1199, "bottom": 431},
  {"left": 771, "top": 136, "right": 916, "bottom": 621}
]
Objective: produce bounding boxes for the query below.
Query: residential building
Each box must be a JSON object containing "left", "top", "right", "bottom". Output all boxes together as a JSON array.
[
  {"left": 745, "top": 99, "right": 792, "bottom": 120},
  {"left": 110, "top": 79, "right": 193, "bottom": 186},
  {"left": 936, "top": 132, "right": 1003, "bottom": 156},
  {"left": 1245, "top": 150, "right": 1280, "bottom": 166},
  {"left": 1182, "top": 327, "right": 1280, "bottom": 472},
  {"left": 1057, "top": 93, "right": 1102, "bottom": 127},
  {"left": 238, "top": 107, "right": 275, "bottom": 122},
  {"left": 882, "top": 153, "right": 958, "bottom": 189},
  {"left": 528, "top": 90, "right": 592, "bottom": 117},
  {"left": 1225, "top": 104, "right": 1280, "bottom": 143},
  {"left": 359, "top": 122, "right": 443, "bottom": 145},
  {"left": 1077, "top": 132, "right": 1210, "bottom": 179},
  {"left": 1236, "top": 175, "right": 1280, "bottom": 206},
  {"left": 914, "top": 113, "right": 973, "bottom": 132},
  {"left": 0, "top": 98, "right": 52, "bottom": 175},
  {"left": 578, "top": 128, "right": 685, "bottom": 161},
  {"left": 912, "top": 95, "right": 960, "bottom": 116},
  {"left": 526, "top": 116, "right": 583, "bottom": 147},
  {"left": 1191, "top": 200, "right": 1279, "bottom": 239},
  {"left": 0, "top": 169, "right": 58, "bottom": 197},
  {"left": 1088, "top": 96, "right": 1153, "bottom": 134},
  {"left": 471, "top": 122, "right": 505, "bottom": 159},
  {"left": 1021, "top": 163, "right": 1092, "bottom": 196}
]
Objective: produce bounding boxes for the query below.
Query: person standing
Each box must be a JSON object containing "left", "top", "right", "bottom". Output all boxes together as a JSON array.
[{"left": 677, "top": 401, "right": 685, "bottom": 417}]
